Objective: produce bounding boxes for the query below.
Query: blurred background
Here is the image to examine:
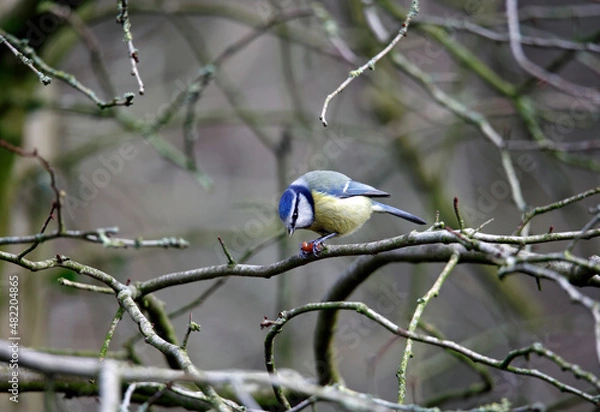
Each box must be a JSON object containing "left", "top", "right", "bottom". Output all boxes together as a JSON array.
[{"left": 1, "top": 0, "right": 599, "bottom": 410}]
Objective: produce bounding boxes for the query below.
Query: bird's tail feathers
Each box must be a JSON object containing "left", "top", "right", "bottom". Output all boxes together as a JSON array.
[{"left": 372, "top": 201, "right": 426, "bottom": 225}]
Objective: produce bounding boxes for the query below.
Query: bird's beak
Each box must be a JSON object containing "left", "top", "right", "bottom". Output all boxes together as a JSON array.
[{"left": 287, "top": 227, "right": 295, "bottom": 236}]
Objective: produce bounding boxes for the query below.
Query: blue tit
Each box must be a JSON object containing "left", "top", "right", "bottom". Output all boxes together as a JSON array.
[{"left": 278, "top": 170, "right": 426, "bottom": 255}]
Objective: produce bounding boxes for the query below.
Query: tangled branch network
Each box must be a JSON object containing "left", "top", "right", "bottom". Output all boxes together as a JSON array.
[
  {"left": 1, "top": 138, "right": 600, "bottom": 410},
  {"left": 2, "top": 0, "right": 600, "bottom": 409}
]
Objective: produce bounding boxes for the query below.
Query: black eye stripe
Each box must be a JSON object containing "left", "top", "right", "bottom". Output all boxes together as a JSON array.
[{"left": 292, "top": 196, "right": 299, "bottom": 225}]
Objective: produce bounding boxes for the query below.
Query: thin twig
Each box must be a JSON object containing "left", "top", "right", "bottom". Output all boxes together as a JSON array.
[
  {"left": 515, "top": 187, "right": 600, "bottom": 235},
  {"left": 100, "top": 306, "right": 125, "bottom": 362},
  {"left": 453, "top": 197, "right": 465, "bottom": 231},
  {"left": 500, "top": 342, "right": 600, "bottom": 389},
  {"left": 0, "top": 139, "right": 63, "bottom": 232},
  {"left": 566, "top": 207, "right": 600, "bottom": 253},
  {"left": 217, "top": 237, "right": 236, "bottom": 266},
  {"left": 263, "top": 315, "right": 294, "bottom": 409},
  {"left": 181, "top": 313, "right": 201, "bottom": 350},
  {"left": 58, "top": 278, "right": 113, "bottom": 294},
  {"left": 0, "top": 226, "right": 189, "bottom": 249},
  {"left": 0, "top": 29, "right": 135, "bottom": 108},
  {"left": 121, "top": 382, "right": 164, "bottom": 412},
  {"left": 0, "top": 34, "right": 51, "bottom": 85},
  {"left": 397, "top": 253, "right": 459, "bottom": 403},
  {"left": 182, "top": 73, "right": 212, "bottom": 172},
  {"left": 116, "top": 0, "right": 144, "bottom": 95},
  {"left": 287, "top": 395, "right": 318, "bottom": 412},
  {"left": 0, "top": 139, "right": 66, "bottom": 257},
  {"left": 319, "top": 0, "right": 420, "bottom": 126}
]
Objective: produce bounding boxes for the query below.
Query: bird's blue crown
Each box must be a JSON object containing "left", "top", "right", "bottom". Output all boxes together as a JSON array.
[{"left": 278, "top": 188, "right": 295, "bottom": 221}]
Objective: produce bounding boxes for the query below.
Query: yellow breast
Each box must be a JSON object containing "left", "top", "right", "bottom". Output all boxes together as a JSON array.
[{"left": 309, "top": 192, "right": 374, "bottom": 236}]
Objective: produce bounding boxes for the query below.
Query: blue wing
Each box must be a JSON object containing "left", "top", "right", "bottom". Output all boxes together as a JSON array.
[
  {"left": 334, "top": 179, "right": 390, "bottom": 198},
  {"left": 303, "top": 170, "right": 390, "bottom": 198}
]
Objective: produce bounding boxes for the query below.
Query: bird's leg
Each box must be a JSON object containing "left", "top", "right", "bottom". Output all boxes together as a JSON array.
[
  {"left": 300, "top": 233, "right": 338, "bottom": 257},
  {"left": 313, "top": 233, "right": 337, "bottom": 255}
]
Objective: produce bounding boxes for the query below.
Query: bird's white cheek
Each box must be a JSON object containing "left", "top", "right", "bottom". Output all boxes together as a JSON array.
[
  {"left": 295, "top": 214, "right": 313, "bottom": 229},
  {"left": 294, "top": 195, "right": 314, "bottom": 228}
]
